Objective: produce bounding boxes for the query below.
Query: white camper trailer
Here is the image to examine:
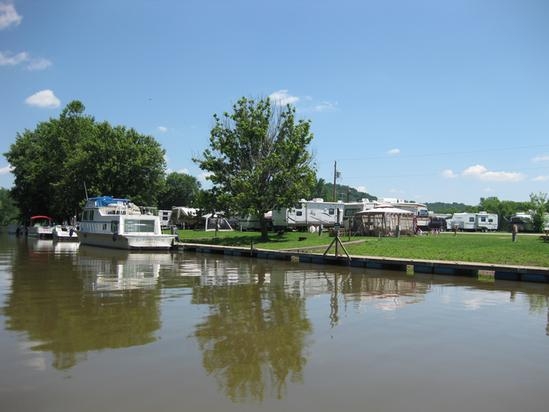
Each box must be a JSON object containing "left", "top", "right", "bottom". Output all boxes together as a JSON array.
[
  {"left": 158, "top": 210, "right": 172, "bottom": 229},
  {"left": 448, "top": 212, "right": 498, "bottom": 231},
  {"left": 475, "top": 211, "right": 498, "bottom": 231},
  {"left": 448, "top": 212, "right": 477, "bottom": 231},
  {"left": 272, "top": 199, "right": 345, "bottom": 231}
]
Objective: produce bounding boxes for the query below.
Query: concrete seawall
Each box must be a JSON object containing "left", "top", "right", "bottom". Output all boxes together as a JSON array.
[{"left": 174, "top": 242, "right": 549, "bottom": 283}]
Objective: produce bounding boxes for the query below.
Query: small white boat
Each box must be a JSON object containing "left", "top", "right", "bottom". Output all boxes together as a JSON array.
[
  {"left": 27, "top": 215, "right": 54, "bottom": 239},
  {"left": 77, "top": 196, "right": 176, "bottom": 250},
  {"left": 52, "top": 225, "right": 79, "bottom": 241}
]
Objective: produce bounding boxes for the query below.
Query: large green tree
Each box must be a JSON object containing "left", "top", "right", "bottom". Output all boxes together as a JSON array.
[
  {"left": 4, "top": 101, "right": 166, "bottom": 222},
  {"left": 158, "top": 172, "right": 201, "bottom": 209},
  {"left": 194, "top": 97, "right": 316, "bottom": 239}
]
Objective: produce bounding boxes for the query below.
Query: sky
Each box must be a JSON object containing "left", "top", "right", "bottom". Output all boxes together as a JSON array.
[{"left": 1, "top": 0, "right": 549, "bottom": 206}]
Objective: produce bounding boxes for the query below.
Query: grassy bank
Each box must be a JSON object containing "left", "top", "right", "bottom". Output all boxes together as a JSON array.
[{"left": 175, "top": 229, "right": 549, "bottom": 268}]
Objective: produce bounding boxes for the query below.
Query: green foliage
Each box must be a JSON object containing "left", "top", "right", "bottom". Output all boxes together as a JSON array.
[
  {"left": 158, "top": 172, "right": 201, "bottom": 209},
  {"left": 529, "top": 192, "right": 548, "bottom": 232},
  {"left": 194, "top": 97, "right": 316, "bottom": 238},
  {"left": 426, "top": 202, "right": 476, "bottom": 214},
  {"left": 0, "top": 187, "right": 20, "bottom": 225},
  {"left": 4, "top": 101, "right": 166, "bottom": 221},
  {"left": 312, "top": 179, "right": 376, "bottom": 202}
]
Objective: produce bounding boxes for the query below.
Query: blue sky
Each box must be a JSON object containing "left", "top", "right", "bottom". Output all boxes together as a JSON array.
[{"left": 1, "top": 0, "right": 548, "bottom": 205}]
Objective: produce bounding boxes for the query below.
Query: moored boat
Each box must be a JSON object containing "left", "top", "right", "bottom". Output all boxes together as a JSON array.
[
  {"left": 77, "top": 196, "right": 176, "bottom": 250},
  {"left": 52, "top": 224, "right": 79, "bottom": 241},
  {"left": 27, "top": 215, "right": 54, "bottom": 239}
]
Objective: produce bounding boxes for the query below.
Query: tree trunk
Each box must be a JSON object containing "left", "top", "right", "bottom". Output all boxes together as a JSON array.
[{"left": 259, "top": 214, "right": 269, "bottom": 241}]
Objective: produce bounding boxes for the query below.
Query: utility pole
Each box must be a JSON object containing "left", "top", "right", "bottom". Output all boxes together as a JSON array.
[{"left": 333, "top": 161, "right": 337, "bottom": 202}]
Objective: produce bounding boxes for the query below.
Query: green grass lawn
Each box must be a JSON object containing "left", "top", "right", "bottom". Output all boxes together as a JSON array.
[{"left": 172, "top": 229, "right": 549, "bottom": 268}]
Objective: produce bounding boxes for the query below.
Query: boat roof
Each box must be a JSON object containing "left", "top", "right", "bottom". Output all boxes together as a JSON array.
[{"left": 87, "top": 196, "right": 130, "bottom": 207}]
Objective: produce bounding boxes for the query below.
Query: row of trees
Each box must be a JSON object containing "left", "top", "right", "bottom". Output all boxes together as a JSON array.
[
  {"left": 5, "top": 101, "right": 167, "bottom": 221},
  {"left": 3, "top": 98, "right": 318, "bottom": 238}
]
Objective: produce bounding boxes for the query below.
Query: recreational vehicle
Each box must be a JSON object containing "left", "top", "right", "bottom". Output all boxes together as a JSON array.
[
  {"left": 272, "top": 198, "right": 430, "bottom": 232},
  {"left": 475, "top": 211, "right": 498, "bottom": 231},
  {"left": 158, "top": 210, "right": 172, "bottom": 229},
  {"left": 448, "top": 212, "right": 498, "bottom": 231},
  {"left": 272, "top": 199, "right": 345, "bottom": 231}
]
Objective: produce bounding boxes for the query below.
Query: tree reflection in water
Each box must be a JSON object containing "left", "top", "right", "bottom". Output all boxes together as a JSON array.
[{"left": 193, "top": 278, "right": 312, "bottom": 402}]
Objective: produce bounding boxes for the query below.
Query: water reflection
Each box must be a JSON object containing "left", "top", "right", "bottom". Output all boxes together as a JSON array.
[
  {"left": 193, "top": 262, "right": 311, "bottom": 402},
  {"left": 3, "top": 242, "right": 163, "bottom": 370},
  {"left": 2, "top": 233, "right": 549, "bottom": 409}
]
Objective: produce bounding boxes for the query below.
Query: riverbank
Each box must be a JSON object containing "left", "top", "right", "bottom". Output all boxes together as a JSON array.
[
  {"left": 175, "top": 230, "right": 549, "bottom": 268},
  {"left": 174, "top": 239, "right": 549, "bottom": 283}
]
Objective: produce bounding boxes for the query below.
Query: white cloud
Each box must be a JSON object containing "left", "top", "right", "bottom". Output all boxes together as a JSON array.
[
  {"left": 442, "top": 169, "right": 458, "bottom": 179},
  {"left": 0, "top": 164, "right": 14, "bottom": 175},
  {"left": 532, "top": 154, "right": 549, "bottom": 163},
  {"left": 387, "top": 148, "right": 400, "bottom": 156},
  {"left": 532, "top": 175, "right": 549, "bottom": 182},
  {"left": 177, "top": 168, "right": 189, "bottom": 174},
  {"left": 0, "top": 2, "right": 22, "bottom": 29},
  {"left": 356, "top": 186, "right": 367, "bottom": 193},
  {"left": 25, "top": 89, "right": 60, "bottom": 108},
  {"left": 269, "top": 89, "right": 299, "bottom": 106},
  {"left": 0, "top": 50, "right": 28, "bottom": 66},
  {"left": 0, "top": 51, "right": 52, "bottom": 71},
  {"left": 462, "top": 164, "right": 525, "bottom": 182},
  {"left": 312, "top": 101, "right": 338, "bottom": 112},
  {"left": 26, "top": 57, "right": 52, "bottom": 71},
  {"left": 157, "top": 126, "right": 168, "bottom": 133}
]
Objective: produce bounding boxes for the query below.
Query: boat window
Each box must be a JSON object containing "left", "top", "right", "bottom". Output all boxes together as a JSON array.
[
  {"left": 111, "top": 221, "right": 119, "bottom": 234},
  {"left": 124, "top": 219, "right": 155, "bottom": 233},
  {"left": 329, "top": 208, "right": 335, "bottom": 215},
  {"left": 296, "top": 211, "right": 303, "bottom": 217}
]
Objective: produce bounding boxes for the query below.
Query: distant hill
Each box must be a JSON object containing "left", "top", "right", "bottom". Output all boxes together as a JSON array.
[
  {"left": 312, "top": 180, "right": 377, "bottom": 202},
  {"left": 426, "top": 202, "right": 476, "bottom": 214}
]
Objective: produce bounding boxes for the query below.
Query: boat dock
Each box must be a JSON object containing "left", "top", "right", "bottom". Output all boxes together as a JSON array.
[{"left": 174, "top": 242, "right": 549, "bottom": 283}]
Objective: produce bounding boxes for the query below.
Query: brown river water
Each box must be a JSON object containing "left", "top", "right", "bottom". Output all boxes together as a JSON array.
[{"left": 1, "top": 233, "right": 548, "bottom": 412}]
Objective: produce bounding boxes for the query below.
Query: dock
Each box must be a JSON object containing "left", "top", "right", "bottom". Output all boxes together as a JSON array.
[{"left": 174, "top": 242, "right": 549, "bottom": 283}]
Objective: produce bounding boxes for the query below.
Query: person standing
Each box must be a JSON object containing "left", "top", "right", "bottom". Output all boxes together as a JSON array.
[{"left": 512, "top": 223, "right": 518, "bottom": 242}]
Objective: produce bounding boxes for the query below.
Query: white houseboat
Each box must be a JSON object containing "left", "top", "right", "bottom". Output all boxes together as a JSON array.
[{"left": 77, "top": 196, "right": 176, "bottom": 250}]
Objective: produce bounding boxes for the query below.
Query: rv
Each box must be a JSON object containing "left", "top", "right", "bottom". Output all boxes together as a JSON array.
[
  {"left": 272, "top": 199, "right": 345, "bottom": 231},
  {"left": 475, "top": 211, "right": 498, "bottom": 231},
  {"left": 158, "top": 209, "right": 172, "bottom": 229},
  {"left": 273, "top": 198, "right": 432, "bottom": 232},
  {"left": 448, "top": 212, "right": 498, "bottom": 231}
]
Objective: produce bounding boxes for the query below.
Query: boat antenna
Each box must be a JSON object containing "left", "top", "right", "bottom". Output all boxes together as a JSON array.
[{"left": 83, "top": 181, "right": 89, "bottom": 200}]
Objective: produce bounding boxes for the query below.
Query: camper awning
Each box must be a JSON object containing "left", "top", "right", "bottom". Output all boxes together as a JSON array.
[{"left": 355, "top": 207, "right": 413, "bottom": 215}]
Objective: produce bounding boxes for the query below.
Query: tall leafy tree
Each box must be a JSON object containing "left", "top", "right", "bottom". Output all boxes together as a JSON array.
[
  {"left": 158, "top": 172, "right": 201, "bottom": 209},
  {"left": 5, "top": 101, "right": 166, "bottom": 222},
  {"left": 194, "top": 97, "right": 316, "bottom": 239}
]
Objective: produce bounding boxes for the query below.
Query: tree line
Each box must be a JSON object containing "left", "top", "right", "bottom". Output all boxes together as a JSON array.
[{"left": 2, "top": 98, "right": 548, "bottom": 234}]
